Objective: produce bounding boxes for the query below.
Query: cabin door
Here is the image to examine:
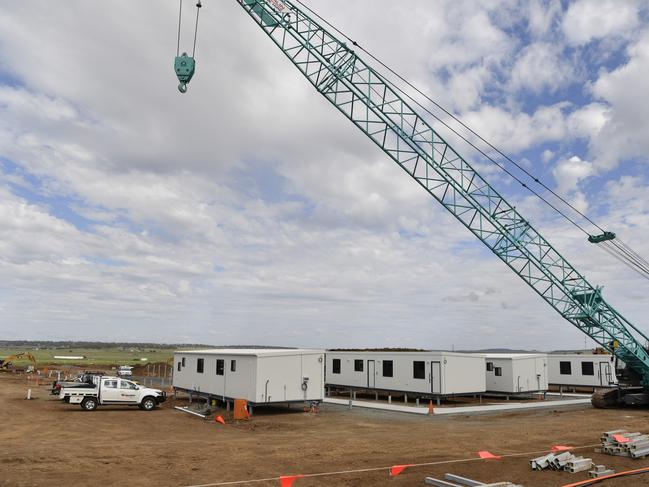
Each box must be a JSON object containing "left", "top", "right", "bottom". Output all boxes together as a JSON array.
[
  {"left": 367, "top": 360, "right": 375, "bottom": 388},
  {"left": 430, "top": 362, "right": 441, "bottom": 394},
  {"left": 599, "top": 361, "right": 612, "bottom": 386}
]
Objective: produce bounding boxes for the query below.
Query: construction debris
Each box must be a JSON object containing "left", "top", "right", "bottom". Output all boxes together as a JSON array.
[
  {"left": 529, "top": 451, "right": 593, "bottom": 473},
  {"left": 600, "top": 429, "right": 649, "bottom": 458},
  {"left": 173, "top": 406, "right": 209, "bottom": 419},
  {"left": 589, "top": 464, "right": 615, "bottom": 478},
  {"left": 424, "top": 473, "right": 523, "bottom": 486}
]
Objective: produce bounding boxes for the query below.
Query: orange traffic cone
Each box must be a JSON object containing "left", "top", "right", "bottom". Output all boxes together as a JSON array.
[
  {"left": 428, "top": 400, "right": 434, "bottom": 415},
  {"left": 215, "top": 415, "right": 225, "bottom": 425}
]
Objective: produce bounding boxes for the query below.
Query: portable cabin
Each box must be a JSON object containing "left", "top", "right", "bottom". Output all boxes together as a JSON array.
[
  {"left": 173, "top": 349, "right": 325, "bottom": 405},
  {"left": 325, "top": 351, "right": 485, "bottom": 396},
  {"left": 547, "top": 353, "right": 617, "bottom": 388},
  {"left": 483, "top": 353, "right": 548, "bottom": 393}
]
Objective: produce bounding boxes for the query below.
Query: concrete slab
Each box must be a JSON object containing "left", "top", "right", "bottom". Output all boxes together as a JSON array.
[{"left": 323, "top": 397, "right": 592, "bottom": 415}]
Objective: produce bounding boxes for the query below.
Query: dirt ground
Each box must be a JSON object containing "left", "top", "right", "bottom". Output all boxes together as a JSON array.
[{"left": 2, "top": 373, "right": 649, "bottom": 487}]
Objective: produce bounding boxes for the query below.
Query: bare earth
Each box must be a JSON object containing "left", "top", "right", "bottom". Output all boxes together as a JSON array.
[{"left": 2, "top": 373, "right": 649, "bottom": 487}]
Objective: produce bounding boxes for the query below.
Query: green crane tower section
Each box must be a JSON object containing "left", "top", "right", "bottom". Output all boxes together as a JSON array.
[{"left": 231, "top": 1, "right": 648, "bottom": 395}]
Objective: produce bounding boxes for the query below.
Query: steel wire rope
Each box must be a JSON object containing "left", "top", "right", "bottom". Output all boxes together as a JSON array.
[
  {"left": 600, "top": 242, "right": 649, "bottom": 279},
  {"left": 292, "top": 0, "right": 591, "bottom": 236},
  {"left": 177, "top": 0, "right": 183, "bottom": 56},
  {"left": 291, "top": 0, "right": 649, "bottom": 277},
  {"left": 612, "top": 239, "right": 649, "bottom": 271},
  {"left": 192, "top": 1, "right": 202, "bottom": 58},
  {"left": 293, "top": 0, "right": 601, "bottom": 231},
  {"left": 608, "top": 243, "right": 649, "bottom": 277}
]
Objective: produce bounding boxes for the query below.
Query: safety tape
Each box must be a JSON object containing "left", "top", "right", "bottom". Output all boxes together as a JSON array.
[{"left": 183, "top": 443, "right": 601, "bottom": 487}]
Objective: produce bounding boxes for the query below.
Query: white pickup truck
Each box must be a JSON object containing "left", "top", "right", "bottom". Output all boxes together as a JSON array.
[{"left": 59, "top": 376, "right": 166, "bottom": 411}]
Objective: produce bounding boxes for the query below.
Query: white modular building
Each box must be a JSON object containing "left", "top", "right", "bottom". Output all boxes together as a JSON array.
[
  {"left": 173, "top": 349, "right": 325, "bottom": 405},
  {"left": 325, "top": 351, "right": 486, "bottom": 396},
  {"left": 483, "top": 353, "right": 548, "bottom": 393},
  {"left": 548, "top": 353, "right": 617, "bottom": 388}
]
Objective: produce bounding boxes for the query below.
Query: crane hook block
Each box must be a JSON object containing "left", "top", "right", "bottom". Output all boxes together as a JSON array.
[{"left": 174, "top": 52, "right": 196, "bottom": 93}]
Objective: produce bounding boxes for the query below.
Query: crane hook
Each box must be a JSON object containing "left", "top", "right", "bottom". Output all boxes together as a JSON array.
[
  {"left": 174, "top": 52, "right": 196, "bottom": 93},
  {"left": 174, "top": 0, "right": 201, "bottom": 94}
]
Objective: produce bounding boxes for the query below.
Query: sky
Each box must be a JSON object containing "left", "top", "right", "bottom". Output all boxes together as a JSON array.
[{"left": 0, "top": 0, "right": 648, "bottom": 350}]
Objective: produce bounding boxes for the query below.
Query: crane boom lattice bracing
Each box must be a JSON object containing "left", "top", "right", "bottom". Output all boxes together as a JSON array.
[{"left": 235, "top": 0, "right": 649, "bottom": 384}]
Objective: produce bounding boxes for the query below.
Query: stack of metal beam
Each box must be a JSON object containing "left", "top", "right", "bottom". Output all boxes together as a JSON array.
[
  {"left": 599, "top": 429, "right": 649, "bottom": 458},
  {"left": 424, "top": 473, "right": 523, "bottom": 486},
  {"left": 529, "top": 452, "right": 593, "bottom": 473},
  {"left": 588, "top": 464, "right": 615, "bottom": 478}
]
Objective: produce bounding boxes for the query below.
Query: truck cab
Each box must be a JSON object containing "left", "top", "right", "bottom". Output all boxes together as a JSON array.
[
  {"left": 59, "top": 376, "right": 166, "bottom": 411},
  {"left": 116, "top": 365, "right": 133, "bottom": 377}
]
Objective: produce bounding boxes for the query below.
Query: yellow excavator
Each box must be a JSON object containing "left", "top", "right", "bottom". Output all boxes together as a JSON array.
[{"left": 0, "top": 352, "right": 38, "bottom": 371}]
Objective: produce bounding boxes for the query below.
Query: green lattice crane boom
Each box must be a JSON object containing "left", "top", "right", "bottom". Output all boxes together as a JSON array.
[{"left": 202, "top": 0, "right": 649, "bottom": 404}]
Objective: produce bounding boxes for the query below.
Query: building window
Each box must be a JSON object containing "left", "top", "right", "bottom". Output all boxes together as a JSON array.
[
  {"left": 216, "top": 359, "right": 224, "bottom": 376},
  {"left": 581, "top": 361, "right": 594, "bottom": 376},
  {"left": 197, "top": 358, "right": 204, "bottom": 374},
  {"left": 559, "top": 361, "right": 572, "bottom": 375},
  {"left": 486, "top": 362, "right": 494, "bottom": 372},
  {"left": 332, "top": 359, "right": 341, "bottom": 374},
  {"left": 181, "top": 357, "right": 186, "bottom": 367},
  {"left": 231, "top": 360, "right": 236, "bottom": 372},
  {"left": 413, "top": 361, "right": 426, "bottom": 379},
  {"left": 383, "top": 360, "right": 393, "bottom": 377},
  {"left": 177, "top": 362, "right": 181, "bottom": 372},
  {"left": 354, "top": 359, "right": 363, "bottom": 372},
  {"left": 495, "top": 367, "right": 502, "bottom": 377}
]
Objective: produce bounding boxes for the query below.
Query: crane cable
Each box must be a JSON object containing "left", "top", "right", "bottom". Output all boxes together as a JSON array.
[
  {"left": 176, "top": 0, "right": 183, "bottom": 57},
  {"left": 192, "top": 1, "right": 202, "bottom": 58},
  {"left": 292, "top": 1, "right": 588, "bottom": 236},
  {"left": 176, "top": 0, "right": 202, "bottom": 58},
  {"left": 291, "top": 0, "right": 649, "bottom": 280}
]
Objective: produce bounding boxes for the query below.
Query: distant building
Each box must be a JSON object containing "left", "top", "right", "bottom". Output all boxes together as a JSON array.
[
  {"left": 481, "top": 353, "right": 548, "bottom": 393},
  {"left": 548, "top": 352, "right": 617, "bottom": 388},
  {"left": 325, "top": 350, "right": 485, "bottom": 397},
  {"left": 173, "top": 348, "right": 325, "bottom": 407}
]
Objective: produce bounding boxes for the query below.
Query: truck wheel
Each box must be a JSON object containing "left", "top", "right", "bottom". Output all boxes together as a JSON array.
[
  {"left": 81, "top": 397, "right": 98, "bottom": 411},
  {"left": 140, "top": 396, "right": 156, "bottom": 411}
]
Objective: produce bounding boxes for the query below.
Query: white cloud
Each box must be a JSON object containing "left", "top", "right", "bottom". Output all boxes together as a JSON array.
[
  {"left": 528, "top": 0, "right": 563, "bottom": 38},
  {"left": 563, "top": 0, "right": 640, "bottom": 46},
  {"left": 588, "top": 30, "right": 649, "bottom": 169},
  {"left": 460, "top": 103, "right": 569, "bottom": 153},
  {"left": 553, "top": 156, "right": 594, "bottom": 195},
  {"left": 0, "top": 0, "right": 647, "bottom": 351},
  {"left": 510, "top": 43, "right": 575, "bottom": 93}
]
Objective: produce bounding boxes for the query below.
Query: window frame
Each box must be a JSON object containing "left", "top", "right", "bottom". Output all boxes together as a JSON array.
[
  {"left": 382, "top": 360, "right": 393, "bottom": 378},
  {"left": 494, "top": 367, "right": 502, "bottom": 377},
  {"left": 486, "top": 362, "right": 494, "bottom": 372},
  {"left": 332, "top": 358, "right": 341, "bottom": 374},
  {"left": 230, "top": 360, "right": 236, "bottom": 372},
  {"left": 559, "top": 361, "right": 572, "bottom": 375},
  {"left": 354, "top": 359, "right": 364, "bottom": 372},
  {"left": 581, "top": 361, "right": 594, "bottom": 376},
  {"left": 413, "top": 360, "right": 426, "bottom": 380},
  {"left": 197, "top": 358, "right": 204, "bottom": 374},
  {"left": 216, "top": 359, "right": 224, "bottom": 376}
]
